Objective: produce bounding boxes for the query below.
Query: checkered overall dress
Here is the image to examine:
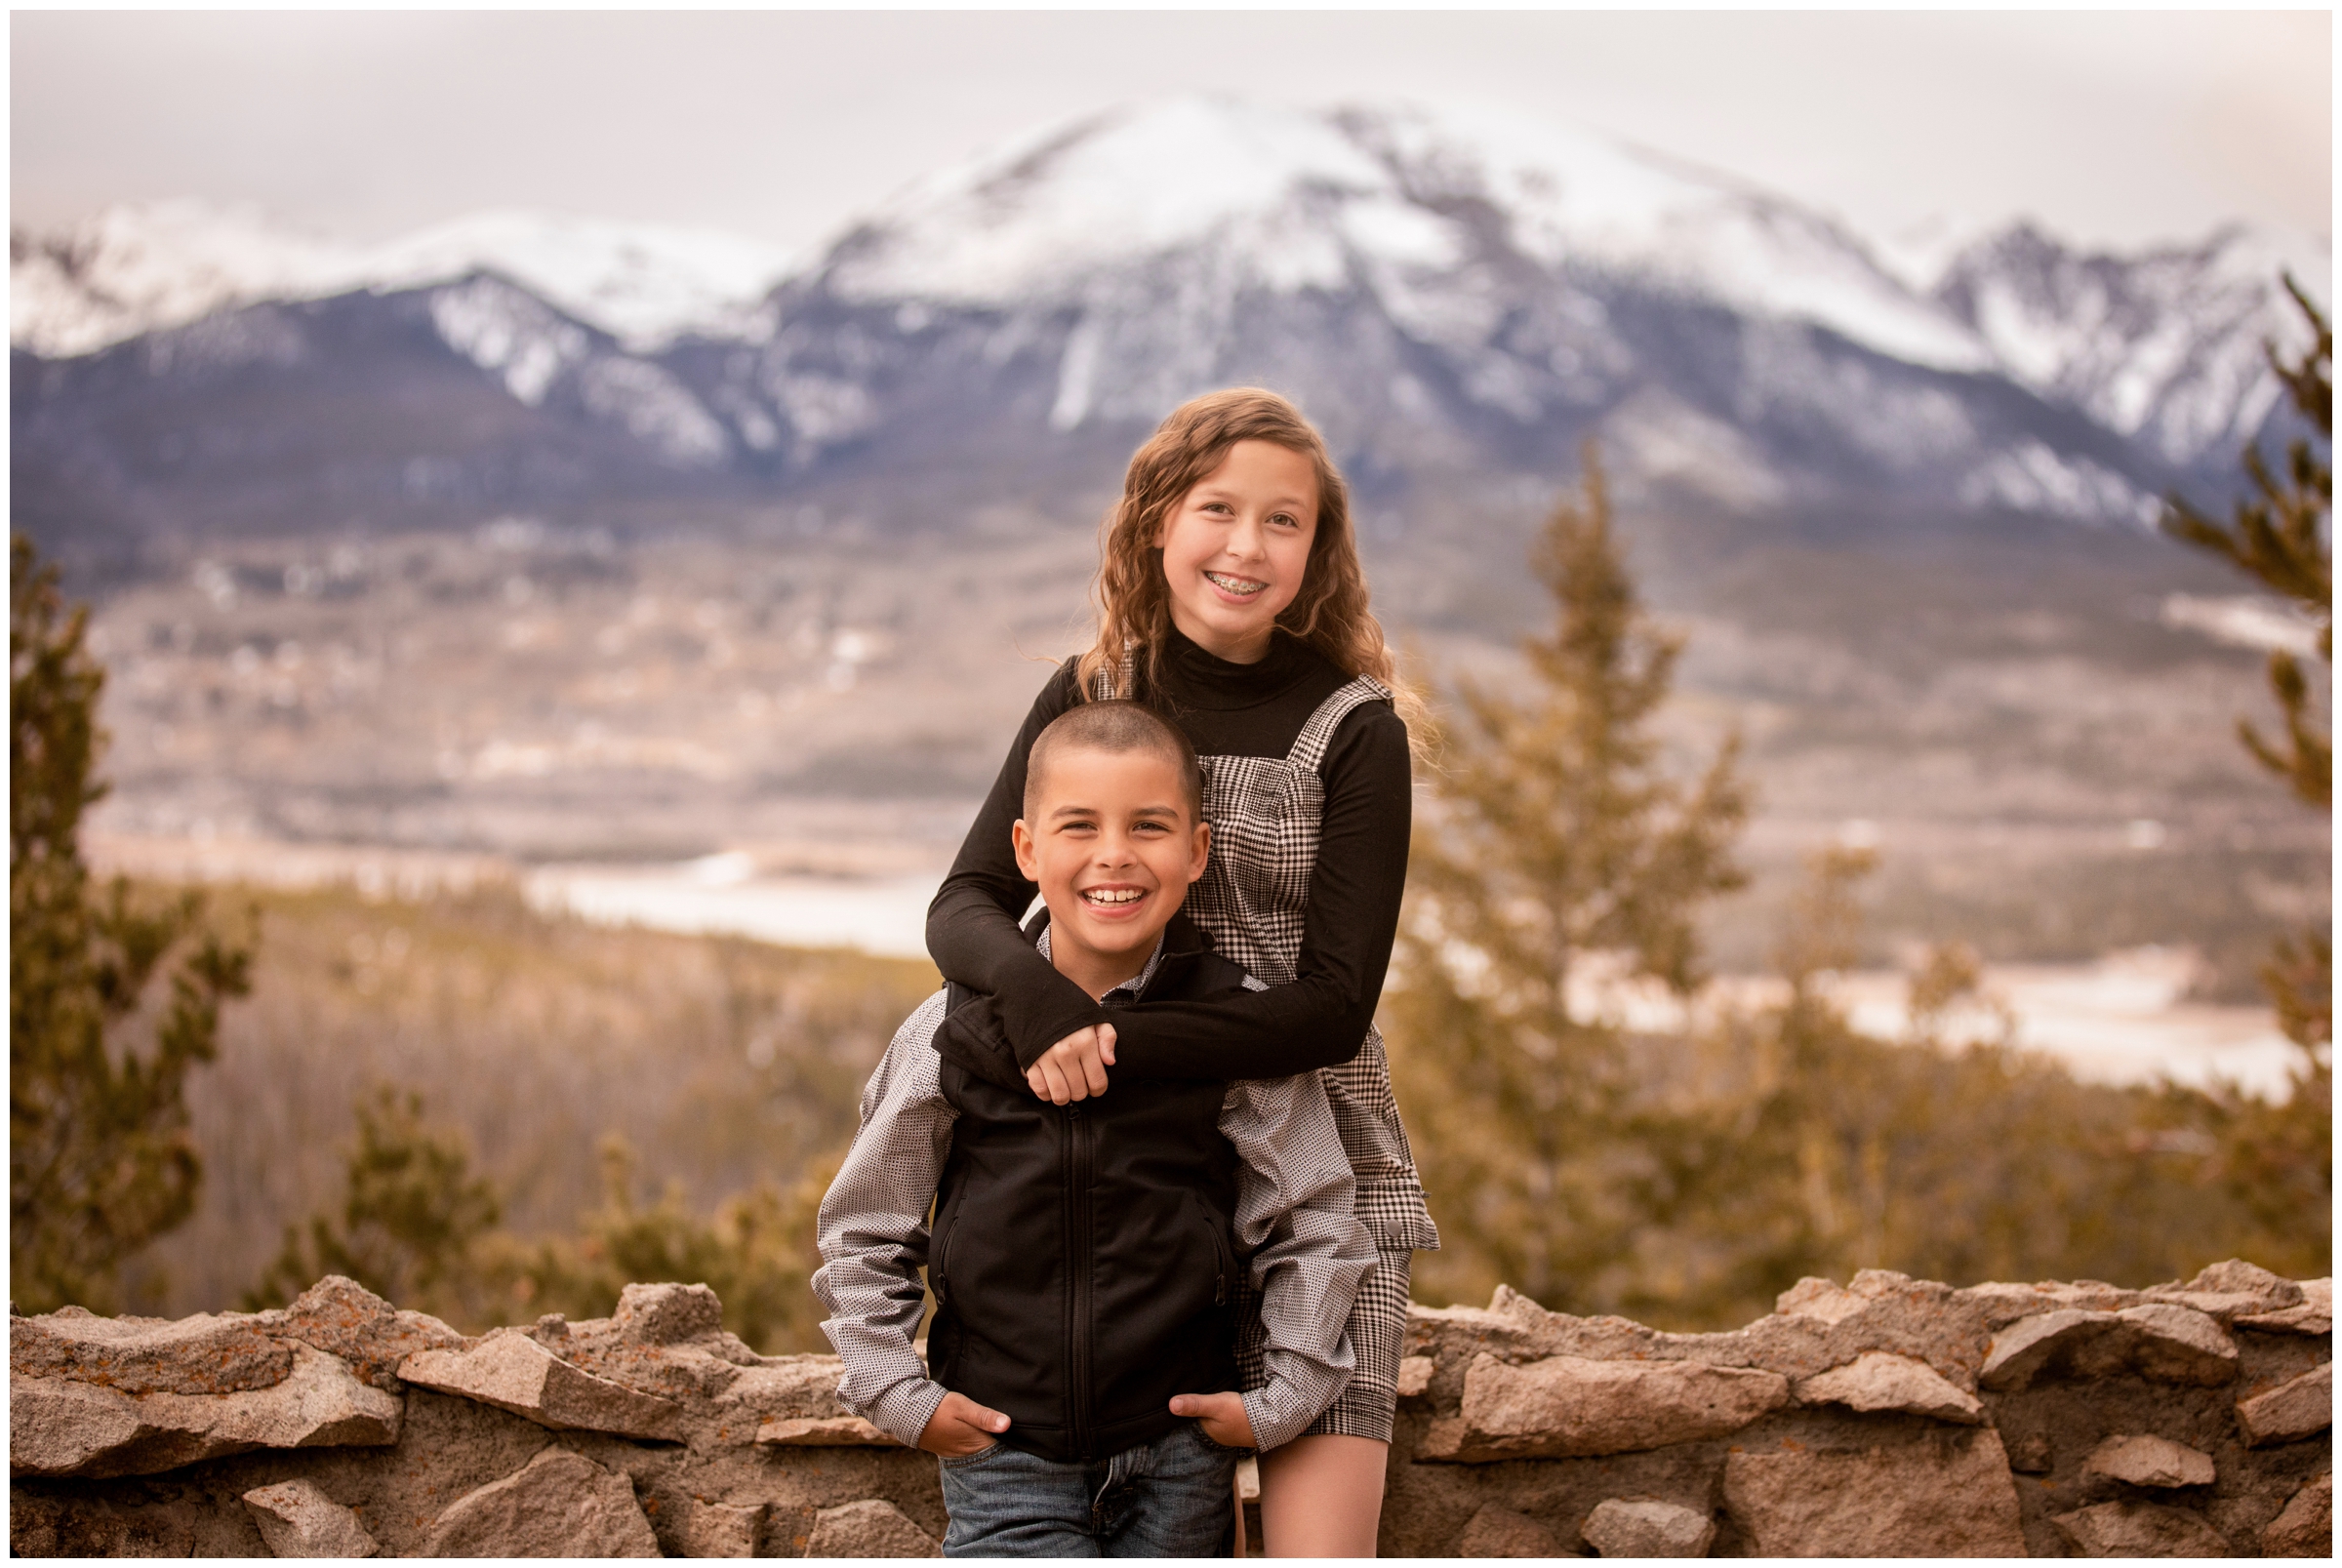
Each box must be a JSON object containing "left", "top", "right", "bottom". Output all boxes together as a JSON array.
[{"left": 1097, "top": 663, "right": 1439, "bottom": 1442}]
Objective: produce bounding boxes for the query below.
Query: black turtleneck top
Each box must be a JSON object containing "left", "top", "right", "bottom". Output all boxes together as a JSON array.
[{"left": 924, "top": 625, "right": 1413, "bottom": 1080}]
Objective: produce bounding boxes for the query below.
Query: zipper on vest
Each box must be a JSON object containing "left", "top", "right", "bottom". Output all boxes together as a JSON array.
[{"left": 1066, "top": 1103, "right": 1095, "bottom": 1459}]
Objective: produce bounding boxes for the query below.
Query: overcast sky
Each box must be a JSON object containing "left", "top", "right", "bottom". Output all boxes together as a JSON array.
[{"left": 11, "top": 10, "right": 2331, "bottom": 259}]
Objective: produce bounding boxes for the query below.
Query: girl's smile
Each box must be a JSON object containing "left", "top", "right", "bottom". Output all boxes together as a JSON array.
[
  {"left": 1202, "top": 570, "right": 1269, "bottom": 600},
  {"left": 1155, "top": 439, "right": 1319, "bottom": 664}
]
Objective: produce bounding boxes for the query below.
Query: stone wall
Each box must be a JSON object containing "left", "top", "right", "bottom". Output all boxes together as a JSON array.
[{"left": 11, "top": 1262, "right": 2329, "bottom": 1557}]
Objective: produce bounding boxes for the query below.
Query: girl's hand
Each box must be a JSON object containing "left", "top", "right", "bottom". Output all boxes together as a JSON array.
[
  {"left": 1169, "top": 1390, "right": 1257, "bottom": 1448},
  {"left": 917, "top": 1390, "right": 1011, "bottom": 1456},
  {"left": 1026, "top": 1023, "right": 1117, "bottom": 1104}
]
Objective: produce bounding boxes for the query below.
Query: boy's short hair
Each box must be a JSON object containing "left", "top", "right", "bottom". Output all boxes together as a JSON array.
[{"left": 1024, "top": 701, "right": 1203, "bottom": 822}]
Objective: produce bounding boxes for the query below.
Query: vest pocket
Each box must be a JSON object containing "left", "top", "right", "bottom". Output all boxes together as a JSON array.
[
  {"left": 1186, "top": 1191, "right": 1238, "bottom": 1307},
  {"left": 930, "top": 1186, "right": 969, "bottom": 1304}
]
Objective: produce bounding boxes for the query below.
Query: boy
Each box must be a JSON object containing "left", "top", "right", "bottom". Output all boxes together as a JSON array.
[{"left": 815, "top": 701, "right": 1375, "bottom": 1557}]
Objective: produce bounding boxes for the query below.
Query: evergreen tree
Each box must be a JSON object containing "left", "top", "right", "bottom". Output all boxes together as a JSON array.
[
  {"left": 11, "top": 537, "right": 252, "bottom": 1312},
  {"left": 2165, "top": 278, "right": 2333, "bottom": 814},
  {"left": 245, "top": 1085, "right": 503, "bottom": 1323},
  {"left": 2161, "top": 278, "right": 2332, "bottom": 1224},
  {"left": 1388, "top": 446, "right": 1749, "bottom": 1313},
  {"left": 1676, "top": 848, "right": 2291, "bottom": 1315},
  {"left": 248, "top": 1093, "right": 839, "bottom": 1351},
  {"left": 478, "top": 1135, "right": 838, "bottom": 1352}
]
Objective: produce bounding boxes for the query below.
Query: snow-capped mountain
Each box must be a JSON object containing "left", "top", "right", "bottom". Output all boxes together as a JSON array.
[
  {"left": 823, "top": 99, "right": 1990, "bottom": 371},
  {"left": 11, "top": 201, "right": 793, "bottom": 356},
  {"left": 11, "top": 96, "right": 2325, "bottom": 548},
  {"left": 1933, "top": 222, "right": 2326, "bottom": 467}
]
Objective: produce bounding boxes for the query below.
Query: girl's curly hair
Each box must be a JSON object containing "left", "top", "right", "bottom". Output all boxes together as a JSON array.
[{"left": 1077, "top": 388, "right": 1422, "bottom": 743}]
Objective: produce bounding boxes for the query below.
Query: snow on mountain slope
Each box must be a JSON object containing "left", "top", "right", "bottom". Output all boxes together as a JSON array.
[
  {"left": 1935, "top": 221, "right": 2330, "bottom": 466},
  {"left": 11, "top": 202, "right": 792, "bottom": 358},
  {"left": 12, "top": 96, "right": 2319, "bottom": 531},
  {"left": 828, "top": 98, "right": 1392, "bottom": 302},
  {"left": 1346, "top": 101, "right": 1994, "bottom": 373},
  {"left": 366, "top": 213, "right": 792, "bottom": 351},
  {"left": 11, "top": 201, "right": 354, "bottom": 359},
  {"left": 820, "top": 96, "right": 1992, "bottom": 374}
]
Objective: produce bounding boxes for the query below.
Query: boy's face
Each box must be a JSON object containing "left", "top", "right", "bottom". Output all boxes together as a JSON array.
[{"left": 1013, "top": 744, "right": 1209, "bottom": 972}]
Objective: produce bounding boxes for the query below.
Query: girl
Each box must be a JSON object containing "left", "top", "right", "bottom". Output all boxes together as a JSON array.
[{"left": 926, "top": 387, "right": 1437, "bottom": 1556}]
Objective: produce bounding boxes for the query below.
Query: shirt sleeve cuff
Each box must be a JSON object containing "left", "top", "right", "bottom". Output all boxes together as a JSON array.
[
  {"left": 868, "top": 1377, "right": 950, "bottom": 1451},
  {"left": 1240, "top": 1371, "right": 1343, "bottom": 1454}
]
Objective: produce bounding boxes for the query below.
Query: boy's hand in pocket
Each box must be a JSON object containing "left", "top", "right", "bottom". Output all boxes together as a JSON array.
[
  {"left": 918, "top": 1391, "right": 1010, "bottom": 1456},
  {"left": 1168, "top": 1390, "right": 1257, "bottom": 1448}
]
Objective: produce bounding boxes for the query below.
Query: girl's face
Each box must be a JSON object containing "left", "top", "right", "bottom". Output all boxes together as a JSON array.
[{"left": 1153, "top": 440, "right": 1319, "bottom": 665}]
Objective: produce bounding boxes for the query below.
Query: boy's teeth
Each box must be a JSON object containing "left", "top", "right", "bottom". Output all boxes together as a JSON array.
[
  {"left": 1204, "top": 572, "right": 1265, "bottom": 596},
  {"left": 1084, "top": 888, "right": 1144, "bottom": 905}
]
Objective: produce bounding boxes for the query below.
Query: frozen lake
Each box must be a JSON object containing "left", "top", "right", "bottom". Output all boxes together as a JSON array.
[
  {"left": 90, "top": 832, "right": 2307, "bottom": 1102},
  {"left": 526, "top": 857, "right": 2304, "bottom": 1102},
  {"left": 523, "top": 852, "right": 949, "bottom": 962}
]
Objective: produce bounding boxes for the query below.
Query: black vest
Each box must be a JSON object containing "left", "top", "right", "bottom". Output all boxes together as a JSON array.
[{"left": 927, "top": 913, "right": 1250, "bottom": 1463}]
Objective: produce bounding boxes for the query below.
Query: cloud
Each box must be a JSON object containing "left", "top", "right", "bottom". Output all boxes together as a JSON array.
[{"left": 11, "top": 12, "right": 2328, "bottom": 252}]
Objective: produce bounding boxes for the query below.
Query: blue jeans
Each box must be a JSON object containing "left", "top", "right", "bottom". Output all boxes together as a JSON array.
[{"left": 936, "top": 1421, "right": 1240, "bottom": 1557}]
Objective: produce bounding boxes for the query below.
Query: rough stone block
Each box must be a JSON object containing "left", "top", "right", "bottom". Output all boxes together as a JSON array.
[
  {"left": 1795, "top": 1351, "right": 1983, "bottom": 1425},
  {"left": 2239, "top": 1294, "right": 2334, "bottom": 1336},
  {"left": 242, "top": 1477, "right": 379, "bottom": 1557},
  {"left": 1581, "top": 1498, "right": 1715, "bottom": 1557},
  {"left": 613, "top": 1281, "right": 725, "bottom": 1345},
  {"left": 756, "top": 1414, "right": 900, "bottom": 1446},
  {"left": 1721, "top": 1428, "right": 2026, "bottom": 1556},
  {"left": 1395, "top": 1355, "right": 1434, "bottom": 1398},
  {"left": 2052, "top": 1500, "right": 2231, "bottom": 1556},
  {"left": 2118, "top": 1305, "right": 2241, "bottom": 1385},
  {"left": 422, "top": 1446, "right": 661, "bottom": 1557},
  {"left": 537, "top": 1301, "right": 761, "bottom": 1405},
  {"left": 1421, "top": 1351, "right": 1788, "bottom": 1461},
  {"left": 2239, "top": 1362, "right": 2332, "bottom": 1447},
  {"left": 804, "top": 1499, "right": 943, "bottom": 1557},
  {"left": 2262, "top": 1471, "right": 2331, "bottom": 1557},
  {"left": 1776, "top": 1276, "right": 1869, "bottom": 1325},
  {"left": 1979, "top": 1304, "right": 2235, "bottom": 1390},
  {"left": 719, "top": 1356, "right": 855, "bottom": 1423},
  {"left": 680, "top": 1499, "right": 766, "bottom": 1558},
  {"left": 1958, "top": 1279, "right": 2138, "bottom": 1331},
  {"left": 2142, "top": 1260, "right": 2307, "bottom": 1323},
  {"left": 1978, "top": 1307, "right": 2104, "bottom": 1389},
  {"left": 1455, "top": 1503, "right": 1560, "bottom": 1556},
  {"left": 256, "top": 1274, "right": 470, "bottom": 1390},
  {"left": 398, "top": 1330, "right": 683, "bottom": 1441},
  {"left": 12, "top": 1343, "right": 401, "bottom": 1479},
  {"left": 11, "top": 1307, "right": 294, "bottom": 1394},
  {"left": 2183, "top": 1259, "right": 2305, "bottom": 1303},
  {"left": 2238, "top": 1275, "right": 2329, "bottom": 1336},
  {"left": 2081, "top": 1433, "right": 2215, "bottom": 1488}
]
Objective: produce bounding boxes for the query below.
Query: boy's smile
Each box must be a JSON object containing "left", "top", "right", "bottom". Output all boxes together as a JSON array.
[{"left": 1014, "top": 744, "right": 1210, "bottom": 1000}]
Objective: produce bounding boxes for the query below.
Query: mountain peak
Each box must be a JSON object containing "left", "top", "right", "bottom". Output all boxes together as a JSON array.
[
  {"left": 824, "top": 96, "right": 1397, "bottom": 303},
  {"left": 809, "top": 95, "right": 1993, "bottom": 375}
]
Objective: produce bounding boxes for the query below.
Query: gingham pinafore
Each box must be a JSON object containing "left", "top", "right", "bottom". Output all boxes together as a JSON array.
[{"left": 1099, "top": 664, "right": 1438, "bottom": 1441}]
